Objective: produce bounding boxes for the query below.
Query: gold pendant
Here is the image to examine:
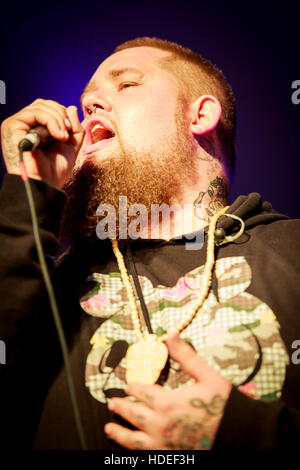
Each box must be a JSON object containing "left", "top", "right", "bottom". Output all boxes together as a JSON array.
[{"left": 126, "top": 334, "right": 168, "bottom": 385}]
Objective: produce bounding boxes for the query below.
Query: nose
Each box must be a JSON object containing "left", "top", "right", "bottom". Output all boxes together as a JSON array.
[{"left": 84, "top": 91, "right": 112, "bottom": 114}]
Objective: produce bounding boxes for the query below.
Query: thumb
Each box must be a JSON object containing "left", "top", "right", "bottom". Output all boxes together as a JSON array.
[
  {"left": 165, "top": 332, "right": 211, "bottom": 382},
  {"left": 66, "top": 105, "right": 85, "bottom": 154}
]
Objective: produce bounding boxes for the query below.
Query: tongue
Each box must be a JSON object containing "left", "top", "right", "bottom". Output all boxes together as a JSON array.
[{"left": 92, "top": 128, "right": 113, "bottom": 143}]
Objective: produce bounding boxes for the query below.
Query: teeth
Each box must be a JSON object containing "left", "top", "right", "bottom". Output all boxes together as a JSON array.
[{"left": 92, "top": 123, "right": 105, "bottom": 133}]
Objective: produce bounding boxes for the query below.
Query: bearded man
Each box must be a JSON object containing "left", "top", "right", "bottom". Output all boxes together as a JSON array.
[{"left": 0, "top": 37, "right": 299, "bottom": 450}]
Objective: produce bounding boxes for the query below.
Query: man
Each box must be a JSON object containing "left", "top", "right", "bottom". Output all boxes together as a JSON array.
[{"left": 0, "top": 37, "right": 299, "bottom": 450}]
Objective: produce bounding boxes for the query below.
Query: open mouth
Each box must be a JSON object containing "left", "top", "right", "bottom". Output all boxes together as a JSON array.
[
  {"left": 90, "top": 122, "right": 114, "bottom": 144},
  {"left": 83, "top": 119, "right": 115, "bottom": 155}
]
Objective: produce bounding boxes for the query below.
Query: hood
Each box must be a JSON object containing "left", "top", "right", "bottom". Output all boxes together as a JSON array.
[{"left": 216, "top": 192, "right": 289, "bottom": 234}]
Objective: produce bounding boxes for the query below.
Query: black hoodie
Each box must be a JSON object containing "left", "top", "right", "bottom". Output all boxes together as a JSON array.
[{"left": 0, "top": 174, "right": 299, "bottom": 450}]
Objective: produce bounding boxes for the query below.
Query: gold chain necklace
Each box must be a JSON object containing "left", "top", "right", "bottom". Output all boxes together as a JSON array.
[{"left": 111, "top": 205, "right": 229, "bottom": 385}]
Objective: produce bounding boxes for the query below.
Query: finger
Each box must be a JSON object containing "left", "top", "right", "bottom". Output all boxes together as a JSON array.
[
  {"left": 66, "top": 106, "right": 82, "bottom": 132},
  {"left": 108, "top": 397, "right": 160, "bottom": 434},
  {"left": 125, "top": 383, "right": 169, "bottom": 410},
  {"left": 104, "top": 422, "right": 152, "bottom": 450},
  {"left": 66, "top": 105, "right": 85, "bottom": 153},
  {"left": 165, "top": 332, "right": 211, "bottom": 382},
  {"left": 29, "top": 102, "right": 70, "bottom": 138},
  {"left": 33, "top": 99, "right": 71, "bottom": 129},
  {"left": 16, "top": 107, "right": 67, "bottom": 141}
]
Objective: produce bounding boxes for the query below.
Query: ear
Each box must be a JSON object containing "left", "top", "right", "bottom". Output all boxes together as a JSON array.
[{"left": 190, "top": 95, "right": 222, "bottom": 135}]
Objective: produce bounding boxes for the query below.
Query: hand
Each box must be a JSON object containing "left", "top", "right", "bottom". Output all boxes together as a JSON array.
[
  {"left": 104, "top": 333, "right": 232, "bottom": 450},
  {"left": 0, "top": 99, "right": 85, "bottom": 189}
]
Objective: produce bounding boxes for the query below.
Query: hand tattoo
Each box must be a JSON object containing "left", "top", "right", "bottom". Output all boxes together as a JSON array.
[
  {"left": 163, "top": 415, "right": 213, "bottom": 450},
  {"left": 190, "top": 395, "right": 225, "bottom": 416},
  {"left": 135, "top": 414, "right": 146, "bottom": 427},
  {"left": 3, "top": 128, "right": 19, "bottom": 168},
  {"left": 143, "top": 392, "right": 155, "bottom": 405},
  {"left": 162, "top": 395, "right": 226, "bottom": 450},
  {"left": 133, "top": 440, "right": 144, "bottom": 450}
]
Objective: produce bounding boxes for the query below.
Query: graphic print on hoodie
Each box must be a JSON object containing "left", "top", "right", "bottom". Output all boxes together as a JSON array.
[{"left": 80, "top": 212, "right": 290, "bottom": 406}]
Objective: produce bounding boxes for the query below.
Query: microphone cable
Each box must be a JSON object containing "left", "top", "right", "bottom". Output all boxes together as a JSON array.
[{"left": 18, "top": 141, "right": 87, "bottom": 450}]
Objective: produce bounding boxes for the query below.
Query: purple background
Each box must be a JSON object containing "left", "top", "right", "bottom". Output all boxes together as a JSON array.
[{"left": 1, "top": 0, "right": 299, "bottom": 217}]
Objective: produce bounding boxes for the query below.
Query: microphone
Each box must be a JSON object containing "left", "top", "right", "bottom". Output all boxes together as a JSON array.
[{"left": 18, "top": 125, "right": 56, "bottom": 152}]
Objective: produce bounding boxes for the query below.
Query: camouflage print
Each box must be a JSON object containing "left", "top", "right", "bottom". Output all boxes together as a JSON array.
[{"left": 80, "top": 256, "right": 289, "bottom": 404}]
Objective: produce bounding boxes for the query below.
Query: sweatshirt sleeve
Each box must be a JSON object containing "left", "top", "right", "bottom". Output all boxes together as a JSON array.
[
  {"left": 213, "top": 386, "right": 300, "bottom": 449},
  {"left": 0, "top": 174, "right": 68, "bottom": 447}
]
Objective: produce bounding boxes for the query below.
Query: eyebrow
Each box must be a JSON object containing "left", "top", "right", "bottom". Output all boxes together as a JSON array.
[
  {"left": 108, "top": 67, "right": 144, "bottom": 79},
  {"left": 80, "top": 67, "right": 144, "bottom": 106}
]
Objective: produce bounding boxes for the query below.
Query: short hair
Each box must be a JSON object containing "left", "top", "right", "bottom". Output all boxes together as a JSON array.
[{"left": 114, "top": 37, "right": 236, "bottom": 179}]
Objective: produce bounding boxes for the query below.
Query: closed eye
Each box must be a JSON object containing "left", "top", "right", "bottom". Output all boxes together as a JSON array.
[{"left": 118, "top": 82, "right": 138, "bottom": 91}]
